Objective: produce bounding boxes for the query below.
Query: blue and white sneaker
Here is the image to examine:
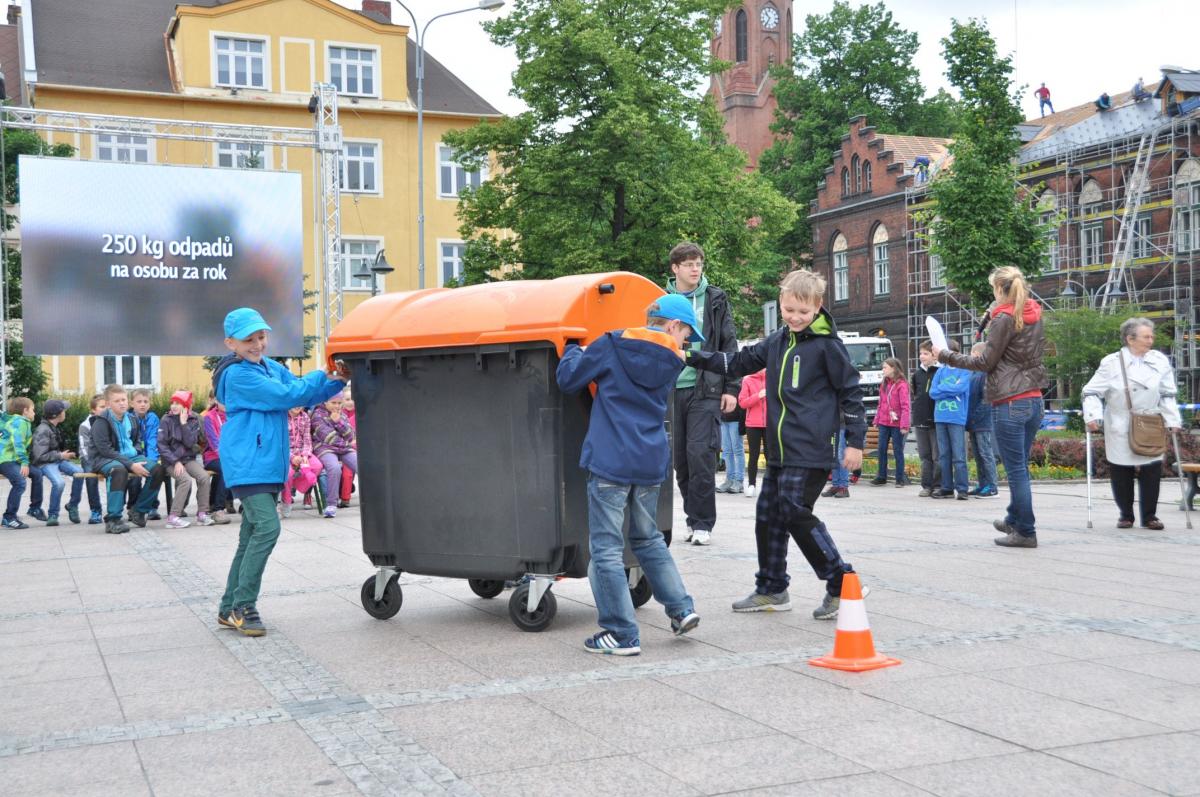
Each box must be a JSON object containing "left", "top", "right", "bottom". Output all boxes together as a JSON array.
[
  {"left": 583, "top": 631, "right": 641, "bottom": 656},
  {"left": 671, "top": 611, "right": 700, "bottom": 637}
]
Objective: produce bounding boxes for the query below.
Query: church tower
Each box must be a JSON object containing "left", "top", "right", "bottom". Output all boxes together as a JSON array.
[{"left": 710, "top": 1, "right": 793, "bottom": 169}]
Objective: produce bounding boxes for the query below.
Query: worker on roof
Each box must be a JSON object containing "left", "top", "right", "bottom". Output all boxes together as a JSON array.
[
  {"left": 1035, "top": 83, "right": 1054, "bottom": 116},
  {"left": 1132, "top": 78, "right": 1152, "bottom": 102},
  {"left": 1095, "top": 92, "right": 1113, "bottom": 112}
]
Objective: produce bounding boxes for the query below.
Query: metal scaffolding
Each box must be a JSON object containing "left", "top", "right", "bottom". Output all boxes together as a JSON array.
[{"left": 0, "top": 89, "right": 344, "bottom": 392}]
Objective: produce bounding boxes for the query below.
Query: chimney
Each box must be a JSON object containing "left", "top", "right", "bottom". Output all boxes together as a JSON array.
[
  {"left": 361, "top": 1, "right": 390, "bottom": 23},
  {"left": 8, "top": 4, "right": 20, "bottom": 26}
]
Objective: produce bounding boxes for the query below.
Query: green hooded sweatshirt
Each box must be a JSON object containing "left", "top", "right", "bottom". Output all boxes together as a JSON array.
[{"left": 667, "top": 275, "right": 707, "bottom": 390}]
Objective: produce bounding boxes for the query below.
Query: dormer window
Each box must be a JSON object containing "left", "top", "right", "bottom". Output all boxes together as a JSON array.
[
  {"left": 214, "top": 35, "right": 268, "bottom": 90},
  {"left": 329, "top": 45, "right": 379, "bottom": 98}
]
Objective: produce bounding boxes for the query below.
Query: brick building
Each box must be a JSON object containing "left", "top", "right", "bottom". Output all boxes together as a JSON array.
[
  {"left": 709, "top": 1, "right": 792, "bottom": 168},
  {"left": 806, "top": 115, "right": 949, "bottom": 348}
]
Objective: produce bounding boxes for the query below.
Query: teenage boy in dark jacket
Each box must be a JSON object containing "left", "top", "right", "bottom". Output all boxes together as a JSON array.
[
  {"left": 31, "top": 399, "right": 84, "bottom": 526},
  {"left": 687, "top": 269, "right": 866, "bottom": 620},
  {"left": 91, "top": 384, "right": 163, "bottom": 534},
  {"left": 912, "top": 342, "right": 941, "bottom": 496},
  {"left": 556, "top": 294, "right": 701, "bottom": 656},
  {"left": 666, "top": 241, "right": 740, "bottom": 547}
]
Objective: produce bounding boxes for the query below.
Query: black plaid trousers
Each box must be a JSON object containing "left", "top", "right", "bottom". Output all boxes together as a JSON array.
[{"left": 754, "top": 466, "right": 854, "bottom": 597}]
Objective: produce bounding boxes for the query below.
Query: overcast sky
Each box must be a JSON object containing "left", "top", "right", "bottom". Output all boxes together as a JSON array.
[{"left": 341, "top": 0, "right": 1198, "bottom": 121}]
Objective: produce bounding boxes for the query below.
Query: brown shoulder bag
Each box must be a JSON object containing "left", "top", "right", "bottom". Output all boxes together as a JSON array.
[{"left": 1119, "top": 354, "right": 1166, "bottom": 457}]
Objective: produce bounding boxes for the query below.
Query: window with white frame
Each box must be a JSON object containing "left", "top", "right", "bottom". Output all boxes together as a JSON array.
[
  {"left": 930, "top": 253, "right": 945, "bottom": 289},
  {"left": 100, "top": 356, "right": 157, "bottom": 389},
  {"left": 216, "top": 141, "right": 266, "bottom": 169},
  {"left": 1132, "top": 215, "right": 1153, "bottom": 260},
  {"left": 328, "top": 46, "right": 377, "bottom": 97},
  {"left": 342, "top": 238, "right": 380, "bottom": 291},
  {"left": 1082, "top": 223, "right": 1105, "bottom": 266},
  {"left": 1177, "top": 162, "right": 1200, "bottom": 253},
  {"left": 831, "top": 234, "right": 848, "bottom": 302},
  {"left": 1038, "top": 191, "right": 1059, "bottom": 271},
  {"left": 439, "top": 242, "right": 466, "bottom": 286},
  {"left": 214, "top": 36, "right": 267, "bottom": 89},
  {"left": 438, "top": 145, "right": 486, "bottom": 197},
  {"left": 341, "top": 142, "right": 378, "bottom": 192},
  {"left": 872, "top": 225, "right": 889, "bottom": 296},
  {"left": 96, "top": 131, "right": 152, "bottom": 163}
]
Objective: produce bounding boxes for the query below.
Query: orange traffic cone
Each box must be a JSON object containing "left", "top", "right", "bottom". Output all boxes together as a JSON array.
[{"left": 809, "top": 573, "right": 900, "bottom": 672}]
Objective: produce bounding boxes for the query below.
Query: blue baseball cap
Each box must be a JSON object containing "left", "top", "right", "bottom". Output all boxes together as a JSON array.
[
  {"left": 224, "top": 307, "right": 272, "bottom": 340},
  {"left": 649, "top": 294, "right": 704, "bottom": 343}
]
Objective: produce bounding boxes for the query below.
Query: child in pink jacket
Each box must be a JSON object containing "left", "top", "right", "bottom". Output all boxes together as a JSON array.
[
  {"left": 737, "top": 369, "right": 767, "bottom": 498},
  {"left": 871, "top": 358, "right": 911, "bottom": 486},
  {"left": 281, "top": 407, "right": 322, "bottom": 517}
]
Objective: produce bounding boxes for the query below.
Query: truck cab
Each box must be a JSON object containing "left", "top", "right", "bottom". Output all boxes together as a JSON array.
[{"left": 837, "top": 332, "right": 895, "bottom": 421}]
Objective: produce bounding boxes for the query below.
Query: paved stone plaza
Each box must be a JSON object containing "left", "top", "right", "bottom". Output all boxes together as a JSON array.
[{"left": 2, "top": 478, "right": 1199, "bottom": 796}]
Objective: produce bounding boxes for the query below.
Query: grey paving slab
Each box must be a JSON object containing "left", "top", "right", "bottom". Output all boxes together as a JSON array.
[
  {"left": 1098, "top": 650, "right": 1200, "bottom": 684},
  {"left": 890, "top": 751, "right": 1163, "bottom": 796},
  {"left": 0, "top": 741, "right": 151, "bottom": 797},
  {"left": 1079, "top": 685, "right": 1200, "bottom": 731},
  {"left": 726, "top": 771, "right": 935, "bottom": 796},
  {"left": 465, "top": 754, "right": 702, "bottom": 797},
  {"left": 1048, "top": 732, "right": 1200, "bottom": 795}
]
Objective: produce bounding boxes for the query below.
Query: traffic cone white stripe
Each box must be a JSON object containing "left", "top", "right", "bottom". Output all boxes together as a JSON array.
[{"left": 836, "top": 599, "right": 870, "bottom": 632}]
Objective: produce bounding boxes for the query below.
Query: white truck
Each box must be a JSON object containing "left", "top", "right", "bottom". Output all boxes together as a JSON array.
[{"left": 837, "top": 332, "right": 895, "bottom": 421}]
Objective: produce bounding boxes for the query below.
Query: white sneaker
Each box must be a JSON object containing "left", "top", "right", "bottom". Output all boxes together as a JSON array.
[
  {"left": 280, "top": 503, "right": 292, "bottom": 518},
  {"left": 692, "top": 529, "right": 711, "bottom": 546},
  {"left": 323, "top": 506, "right": 337, "bottom": 519},
  {"left": 164, "top": 516, "right": 191, "bottom": 529},
  {"left": 196, "top": 513, "right": 215, "bottom": 527},
  {"left": 745, "top": 484, "right": 757, "bottom": 498}
]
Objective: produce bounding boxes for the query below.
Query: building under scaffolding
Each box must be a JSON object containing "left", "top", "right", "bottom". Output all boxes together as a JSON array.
[{"left": 905, "top": 66, "right": 1200, "bottom": 398}]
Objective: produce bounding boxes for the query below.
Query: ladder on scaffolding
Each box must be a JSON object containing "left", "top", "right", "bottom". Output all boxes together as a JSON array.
[{"left": 1099, "top": 126, "right": 1160, "bottom": 308}]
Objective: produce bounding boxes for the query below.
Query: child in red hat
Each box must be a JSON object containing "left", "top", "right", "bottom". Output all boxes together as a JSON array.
[{"left": 157, "top": 390, "right": 213, "bottom": 528}]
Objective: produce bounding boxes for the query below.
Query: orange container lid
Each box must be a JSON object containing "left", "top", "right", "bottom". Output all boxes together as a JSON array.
[{"left": 325, "top": 272, "right": 668, "bottom": 364}]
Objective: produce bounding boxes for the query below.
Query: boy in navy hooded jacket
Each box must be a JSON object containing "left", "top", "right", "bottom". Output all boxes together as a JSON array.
[{"left": 556, "top": 294, "right": 701, "bottom": 656}]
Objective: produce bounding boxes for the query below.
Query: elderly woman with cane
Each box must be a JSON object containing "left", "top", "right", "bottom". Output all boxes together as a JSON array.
[{"left": 1081, "top": 317, "right": 1181, "bottom": 529}]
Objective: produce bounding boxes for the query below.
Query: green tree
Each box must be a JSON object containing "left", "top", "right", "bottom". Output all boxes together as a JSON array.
[
  {"left": 443, "top": 0, "right": 796, "bottom": 331},
  {"left": 924, "top": 18, "right": 1048, "bottom": 307},
  {"left": 2, "top": 130, "right": 75, "bottom": 402},
  {"left": 1044, "top": 305, "right": 1168, "bottom": 408},
  {"left": 760, "top": 1, "right": 960, "bottom": 258}
]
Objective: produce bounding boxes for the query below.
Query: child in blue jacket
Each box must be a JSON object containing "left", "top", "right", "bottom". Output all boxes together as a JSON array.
[
  {"left": 213, "top": 308, "right": 348, "bottom": 636},
  {"left": 930, "top": 340, "right": 971, "bottom": 499},
  {"left": 556, "top": 294, "right": 700, "bottom": 656}
]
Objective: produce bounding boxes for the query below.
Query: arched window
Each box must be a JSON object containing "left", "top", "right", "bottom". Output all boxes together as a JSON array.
[
  {"left": 1038, "top": 190, "right": 1059, "bottom": 270},
  {"left": 735, "top": 9, "right": 748, "bottom": 62},
  {"left": 851, "top": 155, "right": 861, "bottom": 193},
  {"left": 831, "top": 233, "right": 849, "bottom": 302},
  {"left": 863, "top": 161, "right": 872, "bottom": 192},
  {"left": 841, "top": 167, "right": 850, "bottom": 197},
  {"left": 1079, "top": 179, "right": 1104, "bottom": 266},
  {"left": 872, "top": 225, "right": 889, "bottom": 295},
  {"left": 1177, "top": 158, "right": 1200, "bottom": 252}
]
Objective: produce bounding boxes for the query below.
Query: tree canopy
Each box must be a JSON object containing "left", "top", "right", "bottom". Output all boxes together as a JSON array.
[
  {"left": 443, "top": 0, "right": 797, "bottom": 332},
  {"left": 759, "top": 1, "right": 960, "bottom": 258},
  {"left": 924, "top": 18, "right": 1048, "bottom": 307}
]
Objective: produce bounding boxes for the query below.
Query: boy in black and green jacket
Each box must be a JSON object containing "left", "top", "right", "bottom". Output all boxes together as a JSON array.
[
  {"left": 1, "top": 397, "right": 37, "bottom": 529},
  {"left": 687, "top": 269, "right": 866, "bottom": 620}
]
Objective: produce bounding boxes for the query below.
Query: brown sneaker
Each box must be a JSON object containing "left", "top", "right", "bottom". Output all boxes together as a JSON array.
[
  {"left": 211, "top": 510, "right": 232, "bottom": 525},
  {"left": 832, "top": 487, "right": 850, "bottom": 498},
  {"left": 994, "top": 531, "right": 1037, "bottom": 548}
]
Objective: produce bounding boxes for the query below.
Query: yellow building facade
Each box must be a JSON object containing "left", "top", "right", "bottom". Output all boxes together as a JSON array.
[{"left": 17, "top": 0, "right": 500, "bottom": 395}]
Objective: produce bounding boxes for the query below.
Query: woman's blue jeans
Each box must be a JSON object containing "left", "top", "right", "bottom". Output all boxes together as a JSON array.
[
  {"left": 719, "top": 421, "right": 745, "bottom": 483},
  {"left": 992, "top": 398, "right": 1043, "bottom": 536}
]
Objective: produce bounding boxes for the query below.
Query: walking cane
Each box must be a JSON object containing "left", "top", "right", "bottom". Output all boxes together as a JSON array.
[
  {"left": 1171, "top": 430, "right": 1194, "bottom": 530},
  {"left": 1085, "top": 426, "right": 1093, "bottom": 529}
]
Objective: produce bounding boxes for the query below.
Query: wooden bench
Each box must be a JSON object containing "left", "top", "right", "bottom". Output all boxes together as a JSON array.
[
  {"left": 1180, "top": 463, "right": 1200, "bottom": 510},
  {"left": 861, "top": 427, "right": 880, "bottom": 458}
]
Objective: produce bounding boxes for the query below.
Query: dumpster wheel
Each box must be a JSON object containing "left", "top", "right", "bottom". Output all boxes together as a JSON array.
[
  {"left": 360, "top": 573, "right": 402, "bottom": 619},
  {"left": 468, "top": 579, "right": 505, "bottom": 599},
  {"left": 508, "top": 582, "right": 557, "bottom": 632}
]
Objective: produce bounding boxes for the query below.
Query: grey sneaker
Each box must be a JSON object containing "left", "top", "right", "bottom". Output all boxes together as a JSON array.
[
  {"left": 732, "top": 590, "right": 791, "bottom": 613},
  {"left": 671, "top": 611, "right": 700, "bottom": 637},
  {"left": 813, "top": 584, "right": 871, "bottom": 620},
  {"left": 716, "top": 479, "right": 734, "bottom": 493},
  {"left": 728, "top": 481, "right": 744, "bottom": 494},
  {"left": 918, "top": 488, "right": 933, "bottom": 497},
  {"left": 995, "top": 531, "right": 1037, "bottom": 548},
  {"left": 992, "top": 519, "right": 1016, "bottom": 534}
]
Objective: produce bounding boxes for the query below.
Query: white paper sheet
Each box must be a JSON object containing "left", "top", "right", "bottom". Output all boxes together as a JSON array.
[{"left": 925, "top": 316, "right": 948, "bottom": 351}]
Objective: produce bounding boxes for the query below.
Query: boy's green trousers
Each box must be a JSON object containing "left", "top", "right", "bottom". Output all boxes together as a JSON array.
[{"left": 220, "top": 493, "right": 282, "bottom": 613}]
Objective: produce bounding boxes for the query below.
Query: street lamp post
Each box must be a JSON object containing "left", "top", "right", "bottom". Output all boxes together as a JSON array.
[
  {"left": 393, "top": 0, "right": 504, "bottom": 289},
  {"left": 370, "top": 249, "right": 394, "bottom": 297}
]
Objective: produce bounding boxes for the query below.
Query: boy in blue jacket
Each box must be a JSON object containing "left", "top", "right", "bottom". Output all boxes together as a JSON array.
[
  {"left": 687, "top": 269, "right": 866, "bottom": 620},
  {"left": 213, "top": 308, "right": 348, "bottom": 636},
  {"left": 556, "top": 294, "right": 701, "bottom": 656},
  {"left": 930, "top": 340, "right": 971, "bottom": 499}
]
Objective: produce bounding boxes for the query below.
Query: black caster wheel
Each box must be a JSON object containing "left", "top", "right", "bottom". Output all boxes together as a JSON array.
[
  {"left": 508, "top": 582, "right": 557, "bottom": 632},
  {"left": 468, "top": 578, "right": 505, "bottom": 599},
  {"left": 360, "top": 574, "right": 402, "bottom": 619},
  {"left": 629, "top": 572, "right": 652, "bottom": 608},
  {"left": 661, "top": 528, "right": 672, "bottom": 547}
]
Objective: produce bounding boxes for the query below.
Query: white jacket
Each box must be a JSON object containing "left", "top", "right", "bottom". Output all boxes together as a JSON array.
[{"left": 1081, "top": 348, "right": 1181, "bottom": 466}]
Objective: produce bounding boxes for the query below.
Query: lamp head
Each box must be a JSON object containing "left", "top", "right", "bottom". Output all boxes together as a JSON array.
[
  {"left": 371, "top": 249, "right": 394, "bottom": 276},
  {"left": 478, "top": 0, "right": 504, "bottom": 10}
]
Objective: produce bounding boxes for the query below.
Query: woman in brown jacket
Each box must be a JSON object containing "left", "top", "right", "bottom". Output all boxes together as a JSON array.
[{"left": 932, "top": 266, "right": 1048, "bottom": 548}]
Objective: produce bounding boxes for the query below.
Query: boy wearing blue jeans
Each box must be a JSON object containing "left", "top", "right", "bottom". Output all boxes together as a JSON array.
[
  {"left": 687, "top": 269, "right": 865, "bottom": 620},
  {"left": 214, "top": 308, "right": 347, "bottom": 636},
  {"left": 31, "top": 399, "right": 84, "bottom": 526},
  {"left": 556, "top": 294, "right": 701, "bottom": 656},
  {"left": 1, "top": 397, "right": 37, "bottom": 529},
  {"left": 930, "top": 341, "right": 971, "bottom": 499}
]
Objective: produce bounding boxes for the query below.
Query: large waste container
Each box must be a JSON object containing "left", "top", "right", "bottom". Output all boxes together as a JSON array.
[{"left": 326, "top": 272, "right": 674, "bottom": 631}]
